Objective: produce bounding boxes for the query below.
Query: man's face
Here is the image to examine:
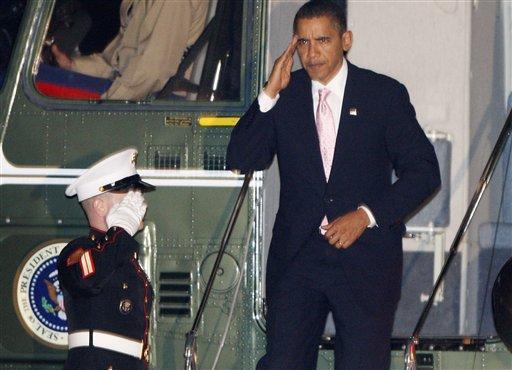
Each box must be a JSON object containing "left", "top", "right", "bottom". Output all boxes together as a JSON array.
[{"left": 295, "top": 16, "right": 352, "bottom": 85}]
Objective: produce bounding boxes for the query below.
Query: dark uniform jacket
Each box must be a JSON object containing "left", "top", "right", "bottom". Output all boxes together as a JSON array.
[
  {"left": 227, "top": 62, "right": 441, "bottom": 322},
  {"left": 58, "top": 227, "right": 153, "bottom": 370}
]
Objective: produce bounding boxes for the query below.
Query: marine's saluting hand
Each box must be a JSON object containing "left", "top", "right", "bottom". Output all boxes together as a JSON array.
[
  {"left": 106, "top": 190, "right": 147, "bottom": 236},
  {"left": 264, "top": 36, "right": 298, "bottom": 98}
]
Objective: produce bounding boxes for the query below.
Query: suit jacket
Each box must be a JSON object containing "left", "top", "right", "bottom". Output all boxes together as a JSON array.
[{"left": 227, "top": 62, "right": 440, "bottom": 318}]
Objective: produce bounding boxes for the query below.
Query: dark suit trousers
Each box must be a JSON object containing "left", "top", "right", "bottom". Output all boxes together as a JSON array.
[{"left": 257, "top": 234, "right": 394, "bottom": 370}]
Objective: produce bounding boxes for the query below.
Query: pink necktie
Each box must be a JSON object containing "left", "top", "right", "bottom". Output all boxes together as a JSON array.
[
  {"left": 316, "top": 88, "right": 336, "bottom": 233},
  {"left": 316, "top": 88, "right": 336, "bottom": 181}
]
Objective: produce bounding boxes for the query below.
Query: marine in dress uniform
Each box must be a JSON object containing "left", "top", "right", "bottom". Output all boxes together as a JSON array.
[{"left": 57, "top": 148, "right": 155, "bottom": 370}]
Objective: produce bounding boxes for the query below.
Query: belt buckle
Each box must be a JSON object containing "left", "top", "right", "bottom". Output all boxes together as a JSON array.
[{"left": 143, "top": 344, "right": 150, "bottom": 363}]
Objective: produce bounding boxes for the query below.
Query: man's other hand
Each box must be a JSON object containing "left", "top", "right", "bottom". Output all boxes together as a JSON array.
[
  {"left": 264, "top": 36, "right": 298, "bottom": 98},
  {"left": 322, "top": 209, "right": 370, "bottom": 249},
  {"left": 51, "top": 44, "right": 74, "bottom": 70}
]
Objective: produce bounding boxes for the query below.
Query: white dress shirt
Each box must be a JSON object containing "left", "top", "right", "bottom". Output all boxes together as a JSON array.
[{"left": 257, "top": 59, "right": 377, "bottom": 228}]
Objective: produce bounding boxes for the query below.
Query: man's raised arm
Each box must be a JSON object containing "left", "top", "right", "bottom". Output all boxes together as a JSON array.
[{"left": 226, "top": 37, "right": 298, "bottom": 172}]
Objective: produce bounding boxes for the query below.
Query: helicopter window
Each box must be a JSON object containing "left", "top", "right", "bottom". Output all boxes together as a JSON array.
[
  {"left": 0, "top": 0, "right": 26, "bottom": 90},
  {"left": 35, "top": 0, "right": 243, "bottom": 103}
]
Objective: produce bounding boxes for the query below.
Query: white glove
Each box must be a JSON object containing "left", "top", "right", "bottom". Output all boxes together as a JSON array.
[{"left": 106, "top": 190, "right": 147, "bottom": 236}]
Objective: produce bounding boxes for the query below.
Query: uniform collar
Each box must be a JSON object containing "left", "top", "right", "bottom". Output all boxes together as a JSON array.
[{"left": 89, "top": 227, "right": 106, "bottom": 242}]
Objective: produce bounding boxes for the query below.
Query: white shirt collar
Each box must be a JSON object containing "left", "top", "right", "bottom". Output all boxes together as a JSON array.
[{"left": 311, "top": 58, "right": 348, "bottom": 100}]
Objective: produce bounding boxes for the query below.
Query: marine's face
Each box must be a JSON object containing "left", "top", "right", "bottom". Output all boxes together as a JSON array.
[{"left": 295, "top": 16, "right": 352, "bottom": 85}]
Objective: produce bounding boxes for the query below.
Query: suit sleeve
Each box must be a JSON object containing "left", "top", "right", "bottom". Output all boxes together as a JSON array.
[
  {"left": 58, "top": 227, "right": 139, "bottom": 296},
  {"left": 226, "top": 98, "right": 278, "bottom": 172},
  {"left": 365, "top": 83, "right": 441, "bottom": 228}
]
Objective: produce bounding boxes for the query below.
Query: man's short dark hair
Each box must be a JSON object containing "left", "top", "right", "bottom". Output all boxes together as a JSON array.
[{"left": 293, "top": 0, "right": 347, "bottom": 33}]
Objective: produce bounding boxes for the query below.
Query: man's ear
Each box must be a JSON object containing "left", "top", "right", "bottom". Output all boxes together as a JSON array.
[
  {"left": 92, "top": 197, "right": 109, "bottom": 217},
  {"left": 342, "top": 30, "right": 353, "bottom": 53}
]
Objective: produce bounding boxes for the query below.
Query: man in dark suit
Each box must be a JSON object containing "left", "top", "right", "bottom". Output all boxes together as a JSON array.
[{"left": 227, "top": 1, "right": 440, "bottom": 369}]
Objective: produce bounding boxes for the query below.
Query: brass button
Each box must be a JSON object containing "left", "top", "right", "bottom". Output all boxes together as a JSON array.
[
  {"left": 122, "top": 282, "right": 128, "bottom": 290},
  {"left": 96, "top": 244, "right": 101, "bottom": 250},
  {"left": 104, "top": 235, "right": 109, "bottom": 241},
  {"left": 144, "top": 297, "right": 148, "bottom": 303},
  {"left": 119, "top": 299, "right": 133, "bottom": 315},
  {"left": 91, "top": 235, "right": 96, "bottom": 241}
]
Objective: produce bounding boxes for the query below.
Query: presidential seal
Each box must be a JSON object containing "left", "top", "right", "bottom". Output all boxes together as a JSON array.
[{"left": 13, "top": 240, "right": 69, "bottom": 349}]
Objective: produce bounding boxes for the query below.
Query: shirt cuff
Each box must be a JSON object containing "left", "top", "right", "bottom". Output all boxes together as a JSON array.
[
  {"left": 358, "top": 205, "right": 377, "bottom": 228},
  {"left": 258, "top": 89, "right": 280, "bottom": 112}
]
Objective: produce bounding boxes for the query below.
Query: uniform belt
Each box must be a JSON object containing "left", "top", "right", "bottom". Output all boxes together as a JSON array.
[{"left": 68, "top": 330, "right": 148, "bottom": 360}]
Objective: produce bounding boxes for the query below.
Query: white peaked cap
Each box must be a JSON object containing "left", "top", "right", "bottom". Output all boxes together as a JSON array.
[{"left": 65, "top": 148, "right": 155, "bottom": 202}]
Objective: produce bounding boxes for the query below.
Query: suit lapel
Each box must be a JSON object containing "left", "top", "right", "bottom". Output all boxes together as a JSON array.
[{"left": 329, "top": 62, "right": 357, "bottom": 187}]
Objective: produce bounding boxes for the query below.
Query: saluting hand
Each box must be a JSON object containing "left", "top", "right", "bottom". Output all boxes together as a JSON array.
[
  {"left": 264, "top": 36, "right": 298, "bottom": 98},
  {"left": 322, "top": 209, "right": 370, "bottom": 249},
  {"left": 106, "top": 190, "right": 147, "bottom": 237}
]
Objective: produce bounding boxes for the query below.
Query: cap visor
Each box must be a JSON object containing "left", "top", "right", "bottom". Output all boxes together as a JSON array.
[
  {"left": 135, "top": 179, "right": 156, "bottom": 192},
  {"left": 104, "top": 175, "right": 155, "bottom": 193}
]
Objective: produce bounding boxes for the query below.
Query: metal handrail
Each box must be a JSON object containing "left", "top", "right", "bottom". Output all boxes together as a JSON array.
[
  {"left": 404, "top": 109, "right": 512, "bottom": 370},
  {"left": 184, "top": 171, "right": 254, "bottom": 370}
]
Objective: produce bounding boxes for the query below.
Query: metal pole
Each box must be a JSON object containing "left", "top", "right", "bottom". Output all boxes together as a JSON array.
[
  {"left": 404, "top": 109, "right": 512, "bottom": 370},
  {"left": 184, "top": 172, "right": 254, "bottom": 370}
]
